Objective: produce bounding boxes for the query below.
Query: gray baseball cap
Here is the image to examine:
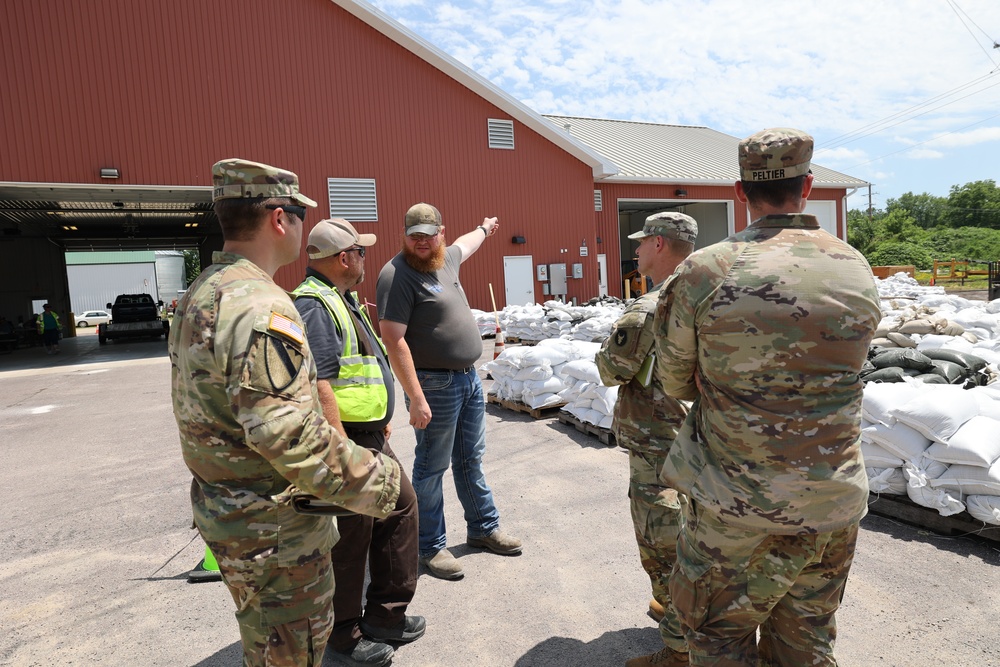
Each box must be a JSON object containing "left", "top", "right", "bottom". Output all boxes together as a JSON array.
[{"left": 404, "top": 203, "right": 443, "bottom": 236}]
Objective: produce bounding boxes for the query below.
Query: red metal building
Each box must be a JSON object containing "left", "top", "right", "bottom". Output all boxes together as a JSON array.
[{"left": 0, "top": 0, "right": 865, "bottom": 319}]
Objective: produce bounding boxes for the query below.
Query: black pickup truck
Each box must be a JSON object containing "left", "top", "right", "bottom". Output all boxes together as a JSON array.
[{"left": 97, "top": 294, "right": 169, "bottom": 344}]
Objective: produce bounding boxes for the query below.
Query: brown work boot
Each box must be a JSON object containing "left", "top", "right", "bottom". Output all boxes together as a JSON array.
[
  {"left": 419, "top": 548, "right": 464, "bottom": 580},
  {"left": 625, "top": 646, "right": 689, "bottom": 667},
  {"left": 467, "top": 528, "right": 522, "bottom": 555},
  {"left": 648, "top": 598, "right": 665, "bottom": 622}
]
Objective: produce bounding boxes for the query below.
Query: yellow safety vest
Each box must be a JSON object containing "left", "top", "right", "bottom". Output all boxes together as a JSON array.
[{"left": 292, "top": 277, "right": 389, "bottom": 423}]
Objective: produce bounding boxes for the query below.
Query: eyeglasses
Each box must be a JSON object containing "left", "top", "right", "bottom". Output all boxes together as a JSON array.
[
  {"left": 265, "top": 203, "right": 307, "bottom": 223},
  {"left": 408, "top": 233, "right": 437, "bottom": 241},
  {"left": 342, "top": 247, "right": 366, "bottom": 258}
]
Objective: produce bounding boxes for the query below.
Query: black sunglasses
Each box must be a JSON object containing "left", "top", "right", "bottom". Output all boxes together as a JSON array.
[
  {"left": 265, "top": 203, "right": 307, "bottom": 222},
  {"left": 342, "top": 247, "right": 366, "bottom": 258}
]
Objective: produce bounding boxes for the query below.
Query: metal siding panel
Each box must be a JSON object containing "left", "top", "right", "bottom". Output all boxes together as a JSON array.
[{"left": 4, "top": 0, "right": 601, "bottom": 308}]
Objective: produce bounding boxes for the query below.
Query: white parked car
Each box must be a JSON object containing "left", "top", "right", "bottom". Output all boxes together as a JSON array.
[{"left": 76, "top": 310, "right": 111, "bottom": 327}]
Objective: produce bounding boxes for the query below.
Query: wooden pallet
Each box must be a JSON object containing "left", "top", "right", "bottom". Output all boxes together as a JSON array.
[
  {"left": 504, "top": 336, "right": 539, "bottom": 346},
  {"left": 486, "top": 394, "right": 565, "bottom": 419},
  {"left": 866, "top": 492, "right": 1000, "bottom": 545},
  {"left": 557, "top": 411, "right": 617, "bottom": 447}
]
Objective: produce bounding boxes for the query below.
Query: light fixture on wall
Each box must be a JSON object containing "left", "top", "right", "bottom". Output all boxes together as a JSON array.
[
  {"left": 675, "top": 188, "right": 687, "bottom": 197},
  {"left": 100, "top": 167, "right": 120, "bottom": 179},
  {"left": 511, "top": 235, "right": 526, "bottom": 244}
]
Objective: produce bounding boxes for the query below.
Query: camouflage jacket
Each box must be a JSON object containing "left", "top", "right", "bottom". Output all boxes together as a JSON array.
[
  {"left": 653, "top": 215, "right": 881, "bottom": 534},
  {"left": 595, "top": 281, "right": 687, "bottom": 456},
  {"left": 169, "top": 252, "right": 400, "bottom": 567}
]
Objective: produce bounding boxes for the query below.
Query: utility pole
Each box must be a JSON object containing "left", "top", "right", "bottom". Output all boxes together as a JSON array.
[{"left": 867, "top": 183, "right": 875, "bottom": 221}]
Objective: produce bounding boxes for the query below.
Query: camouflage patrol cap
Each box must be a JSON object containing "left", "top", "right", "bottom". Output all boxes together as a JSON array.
[
  {"left": 738, "top": 128, "right": 813, "bottom": 182},
  {"left": 307, "top": 218, "right": 376, "bottom": 259},
  {"left": 628, "top": 211, "right": 698, "bottom": 244},
  {"left": 211, "top": 158, "right": 318, "bottom": 207},
  {"left": 404, "top": 203, "right": 443, "bottom": 236}
]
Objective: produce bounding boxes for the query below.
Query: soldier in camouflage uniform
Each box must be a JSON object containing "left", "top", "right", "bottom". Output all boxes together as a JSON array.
[
  {"left": 636, "top": 129, "right": 881, "bottom": 667},
  {"left": 594, "top": 212, "right": 697, "bottom": 636},
  {"left": 170, "top": 159, "right": 402, "bottom": 667}
]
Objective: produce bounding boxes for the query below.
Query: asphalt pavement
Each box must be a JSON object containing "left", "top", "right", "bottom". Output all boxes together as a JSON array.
[{"left": 1, "top": 331, "right": 998, "bottom": 666}]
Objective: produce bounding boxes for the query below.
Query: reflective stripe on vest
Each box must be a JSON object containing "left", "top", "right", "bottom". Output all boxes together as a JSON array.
[{"left": 292, "top": 277, "right": 389, "bottom": 423}]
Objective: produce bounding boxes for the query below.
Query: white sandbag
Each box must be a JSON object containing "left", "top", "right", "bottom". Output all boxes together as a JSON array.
[
  {"left": 864, "top": 421, "right": 932, "bottom": 463},
  {"left": 522, "top": 392, "right": 563, "bottom": 409},
  {"left": 522, "top": 376, "right": 568, "bottom": 396},
  {"left": 930, "top": 461, "right": 1000, "bottom": 496},
  {"left": 867, "top": 467, "right": 907, "bottom": 495},
  {"left": 861, "top": 440, "right": 904, "bottom": 468},
  {"left": 862, "top": 381, "right": 925, "bottom": 426},
  {"left": 598, "top": 414, "right": 614, "bottom": 430},
  {"left": 566, "top": 405, "right": 604, "bottom": 426},
  {"left": 889, "top": 386, "right": 979, "bottom": 444},
  {"left": 916, "top": 334, "right": 960, "bottom": 351},
  {"left": 950, "top": 308, "right": 1000, "bottom": 334},
  {"left": 902, "top": 455, "right": 950, "bottom": 489},
  {"left": 514, "top": 364, "right": 553, "bottom": 381},
  {"left": 966, "top": 495, "right": 1000, "bottom": 525},
  {"left": 521, "top": 339, "right": 574, "bottom": 367},
  {"left": 562, "top": 359, "right": 602, "bottom": 384},
  {"left": 589, "top": 386, "right": 618, "bottom": 416},
  {"left": 925, "top": 416, "right": 1000, "bottom": 468},
  {"left": 906, "top": 481, "right": 966, "bottom": 516}
]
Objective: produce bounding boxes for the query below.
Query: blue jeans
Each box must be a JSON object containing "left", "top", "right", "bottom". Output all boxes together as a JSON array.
[{"left": 410, "top": 369, "right": 500, "bottom": 557}]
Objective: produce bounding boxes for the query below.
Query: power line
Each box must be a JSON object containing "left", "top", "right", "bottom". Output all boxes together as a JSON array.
[
  {"left": 841, "top": 109, "right": 1000, "bottom": 170},
  {"left": 815, "top": 73, "right": 1000, "bottom": 153},
  {"left": 946, "top": 0, "right": 1000, "bottom": 69}
]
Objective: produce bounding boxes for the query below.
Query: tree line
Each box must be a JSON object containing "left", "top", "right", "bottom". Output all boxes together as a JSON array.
[{"left": 848, "top": 179, "right": 1000, "bottom": 269}]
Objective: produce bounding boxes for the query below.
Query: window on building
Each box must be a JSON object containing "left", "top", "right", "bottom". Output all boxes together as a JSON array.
[
  {"left": 327, "top": 178, "right": 378, "bottom": 222},
  {"left": 488, "top": 119, "right": 515, "bottom": 150},
  {"left": 594, "top": 190, "right": 603, "bottom": 212}
]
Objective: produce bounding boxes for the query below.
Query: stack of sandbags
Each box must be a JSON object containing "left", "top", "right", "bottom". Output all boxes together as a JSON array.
[
  {"left": 471, "top": 309, "right": 499, "bottom": 337},
  {"left": 861, "top": 379, "right": 1000, "bottom": 524},
  {"left": 871, "top": 303, "right": 977, "bottom": 349},
  {"left": 557, "top": 358, "right": 617, "bottom": 430},
  {"left": 482, "top": 339, "right": 600, "bottom": 410},
  {"left": 875, "top": 272, "right": 945, "bottom": 300},
  {"left": 497, "top": 301, "right": 625, "bottom": 343},
  {"left": 861, "top": 347, "right": 992, "bottom": 387}
]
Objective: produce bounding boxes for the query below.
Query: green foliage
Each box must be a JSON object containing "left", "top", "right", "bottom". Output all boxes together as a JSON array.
[
  {"left": 885, "top": 192, "right": 947, "bottom": 229},
  {"left": 866, "top": 241, "right": 933, "bottom": 269},
  {"left": 944, "top": 180, "right": 1000, "bottom": 228},
  {"left": 183, "top": 250, "right": 201, "bottom": 286},
  {"left": 922, "top": 226, "right": 1000, "bottom": 263}
]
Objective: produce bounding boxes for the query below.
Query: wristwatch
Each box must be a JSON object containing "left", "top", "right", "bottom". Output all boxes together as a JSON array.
[{"left": 478, "top": 225, "right": 488, "bottom": 236}]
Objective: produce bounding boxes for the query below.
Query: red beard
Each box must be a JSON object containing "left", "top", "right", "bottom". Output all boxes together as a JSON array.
[{"left": 402, "top": 238, "right": 447, "bottom": 272}]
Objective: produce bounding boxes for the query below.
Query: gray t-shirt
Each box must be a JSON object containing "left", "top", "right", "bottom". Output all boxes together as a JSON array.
[{"left": 376, "top": 245, "right": 482, "bottom": 369}]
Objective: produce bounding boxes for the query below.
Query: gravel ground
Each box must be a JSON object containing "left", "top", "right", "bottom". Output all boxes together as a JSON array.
[{"left": 2, "top": 334, "right": 998, "bottom": 667}]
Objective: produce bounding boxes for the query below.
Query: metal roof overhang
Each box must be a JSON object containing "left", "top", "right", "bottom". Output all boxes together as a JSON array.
[{"left": 0, "top": 182, "right": 218, "bottom": 251}]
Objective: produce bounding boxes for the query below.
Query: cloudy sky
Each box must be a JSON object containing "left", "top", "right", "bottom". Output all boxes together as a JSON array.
[{"left": 370, "top": 0, "right": 1000, "bottom": 211}]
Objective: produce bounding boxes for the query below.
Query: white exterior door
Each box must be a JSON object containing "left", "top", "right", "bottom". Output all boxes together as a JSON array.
[
  {"left": 503, "top": 255, "right": 534, "bottom": 307},
  {"left": 597, "top": 254, "right": 608, "bottom": 297}
]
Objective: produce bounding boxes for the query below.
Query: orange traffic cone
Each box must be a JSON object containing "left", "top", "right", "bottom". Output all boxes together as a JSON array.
[{"left": 493, "top": 324, "right": 505, "bottom": 359}]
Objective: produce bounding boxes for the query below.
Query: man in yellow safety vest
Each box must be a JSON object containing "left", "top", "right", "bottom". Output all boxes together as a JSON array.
[{"left": 293, "top": 219, "right": 423, "bottom": 667}]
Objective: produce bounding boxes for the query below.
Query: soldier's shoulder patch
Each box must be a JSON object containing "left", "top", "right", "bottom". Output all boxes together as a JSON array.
[
  {"left": 268, "top": 312, "right": 304, "bottom": 345},
  {"left": 614, "top": 329, "right": 628, "bottom": 346}
]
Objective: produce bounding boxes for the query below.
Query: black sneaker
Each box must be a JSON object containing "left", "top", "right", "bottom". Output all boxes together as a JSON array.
[
  {"left": 331, "top": 637, "right": 394, "bottom": 666},
  {"left": 360, "top": 615, "right": 427, "bottom": 643}
]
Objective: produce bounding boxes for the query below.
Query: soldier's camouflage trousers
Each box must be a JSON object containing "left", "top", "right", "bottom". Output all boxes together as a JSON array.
[
  {"left": 628, "top": 450, "right": 685, "bottom": 620},
  {"left": 662, "top": 499, "right": 859, "bottom": 667},
  {"left": 219, "top": 550, "right": 335, "bottom": 667}
]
